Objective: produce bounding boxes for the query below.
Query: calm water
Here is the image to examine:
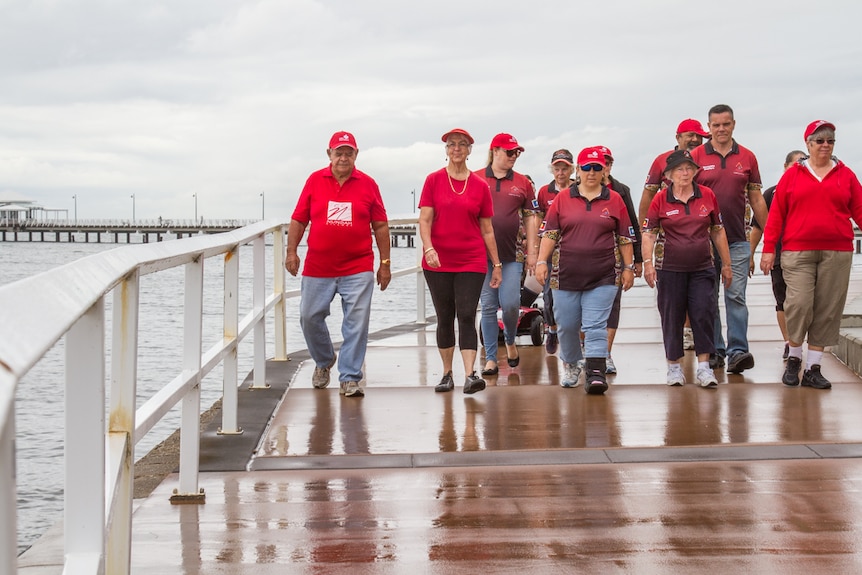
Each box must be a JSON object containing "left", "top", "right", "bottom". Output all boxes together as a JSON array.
[{"left": 1, "top": 236, "right": 426, "bottom": 554}]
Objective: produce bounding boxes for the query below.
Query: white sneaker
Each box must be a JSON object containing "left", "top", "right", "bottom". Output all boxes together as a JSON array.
[
  {"left": 683, "top": 327, "right": 695, "bottom": 350},
  {"left": 340, "top": 380, "right": 364, "bottom": 397},
  {"left": 696, "top": 366, "right": 718, "bottom": 388},
  {"left": 562, "top": 362, "right": 582, "bottom": 388},
  {"left": 605, "top": 356, "right": 617, "bottom": 374},
  {"left": 666, "top": 364, "right": 685, "bottom": 386},
  {"left": 312, "top": 355, "right": 337, "bottom": 389}
]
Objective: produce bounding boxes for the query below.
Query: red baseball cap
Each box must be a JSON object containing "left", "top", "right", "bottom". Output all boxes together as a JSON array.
[
  {"left": 804, "top": 120, "right": 836, "bottom": 142},
  {"left": 329, "top": 131, "right": 358, "bottom": 150},
  {"left": 490, "top": 133, "right": 525, "bottom": 152},
  {"left": 441, "top": 128, "right": 474, "bottom": 144},
  {"left": 676, "top": 119, "right": 710, "bottom": 137},
  {"left": 577, "top": 147, "right": 607, "bottom": 167},
  {"left": 596, "top": 145, "right": 614, "bottom": 161}
]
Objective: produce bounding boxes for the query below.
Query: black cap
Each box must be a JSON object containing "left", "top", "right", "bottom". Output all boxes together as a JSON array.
[
  {"left": 664, "top": 149, "right": 700, "bottom": 174},
  {"left": 550, "top": 149, "right": 574, "bottom": 165}
]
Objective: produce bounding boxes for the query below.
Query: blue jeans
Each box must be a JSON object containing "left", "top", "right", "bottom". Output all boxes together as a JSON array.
[
  {"left": 480, "top": 261, "right": 523, "bottom": 363},
  {"left": 300, "top": 272, "right": 374, "bottom": 383},
  {"left": 553, "top": 284, "right": 618, "bottom": 365},
  {"left": 713, "top": 241, "right": 751, "bottom": 357}
]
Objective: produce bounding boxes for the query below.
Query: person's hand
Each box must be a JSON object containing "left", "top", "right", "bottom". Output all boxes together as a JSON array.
[
  {"left": 634, "top": 262, "right": 643, "bottom": 278},
  {"left": 525, "top": 253, "right": 537, "bottom": 273},
  {"left": 535, "top": 264, "right": 547, "bottom": 285},
  {"left": 644, "top": 263, "right": 657, "bottom": 288},
  {"left": 285, "top": 252, "right": 300, "bottom": 277},
  {"left": 377, "top": 265, "right": 391, "bottom": 291},
  {"left": 721, "top": 264, "right": 733, "bottom": 288},
  {"left": 621, "top": 268, "right": 634, "bottom": 291},
  {"left": 760, "top": 253, "right": 775, "bottom": 276},
  {"left": 424, "top": 248, "right": 441, "bottom": 269},
  {"left": 748, "top": 254, "right": 755, "bottom": 278},
  {"left": 489, "top": 266, "right": 502, "bottom": 288}
]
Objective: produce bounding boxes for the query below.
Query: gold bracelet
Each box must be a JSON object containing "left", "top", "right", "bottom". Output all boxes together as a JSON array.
[{"left": 424, "top": 247, "right": 436, "bottom": 255}]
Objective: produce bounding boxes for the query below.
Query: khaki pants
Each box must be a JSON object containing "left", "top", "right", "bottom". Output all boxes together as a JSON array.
[{"left": 781, "top": 250, "right": 852, "bottom": 347}]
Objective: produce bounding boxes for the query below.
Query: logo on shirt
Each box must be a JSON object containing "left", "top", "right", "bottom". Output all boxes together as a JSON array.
[
  {"left": 665, "top": 209, "right": 680, "bottom": 216},
  {"left": 628, "top": 225, "right": 635, "bottom": 236},
  {"left": 735, "top": 161, "right": 744, "bottom": 171},
  {"left": 701, "top": 165, "right": 715, "bottom": 171},
  {"left": 539, "top": 220, "right": 547, "bottom": 233},
  {"left": 699, "top": 204, "right": 710, "bottom": 217},
  {"left": 600, "top": 207, "right": 611, "bottom": 219},
  {"left": 327, "top": 201, "right": 353, "bottom": 227},
  {"left": 531, "top": 198, "right": 539, "bottom": 209}
]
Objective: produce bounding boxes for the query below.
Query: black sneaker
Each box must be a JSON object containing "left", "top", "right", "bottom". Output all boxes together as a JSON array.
[
  {"left": 545, "top": 331, "right": 558, "bottom": 355},
  {"left": 584, "top": 358, "right": 608, "bottom": 395},
  {"left": 782, "top": 356, "right": 801, "bottom": 387},
  {"left": 727, "top": 351, "right": 754, "bottom": 374},
  {"left": 435, "top": 371, "right": 454, "bottom": 393},
  {"left": 801, "top": 365, "right": 832, "bottom": 389},
  {"left": 709, "top": 354, "right": 725, "bottom": 369},
  {"left": 463, "top": 372, "right": 486, "bottom": 394},
  {"left": 782, "top": 344, "right": 789, "bottom": 361}
]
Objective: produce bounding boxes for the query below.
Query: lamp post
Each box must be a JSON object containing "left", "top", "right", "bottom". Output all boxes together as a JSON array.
[
  {"left": 130, "top": 194, "right": 135, "bottom": 224},
  {"left": 411, "top": 188, "right": 416, "bottom": 212},
  {"left": 72, "top": 194, "right": 77, "bottom": 224},
  {"left": 260, "top": 191, "right": 265, "bottom": 220},
  {"left": 193, "top": 193, "right": 198, "bottom": 223}
]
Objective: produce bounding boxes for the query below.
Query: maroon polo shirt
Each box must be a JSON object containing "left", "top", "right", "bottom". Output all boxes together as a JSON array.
[
  {"left": 543, "top": 185, "right": 634, "bottom": 291},
  {"left": 644, "top": 148, "right": 675, "bottom": 191},
  {"left": 476, "top": 166, "right": 537, "bottom": 262},
  {"left": 643, "top": 183, "right": 723, "bottom": 272},
  {"left": 537, "top": 181, "right": 567, "bottom": 214},
  {"left": 690, "top": 140, "right": 761, "bottom": 244}
]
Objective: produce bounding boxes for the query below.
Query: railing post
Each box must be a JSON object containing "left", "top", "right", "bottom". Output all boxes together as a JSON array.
[
  {"left": 64, "top": 300, "right": 106, "bottom": 572},
  {"left": 107, "top": 272, "right": 139, "bottom": 574},
  {"left": 0, "top": 375, "right": 16, "bottom": 575},
  {"left": 172, "top": 257, "right": 205, "bottom": 503},
  {"left": 219, "top": 246, "right": 242, "bottom": 435},
  {"left": 416, "top": 234, "right": 426, "bottom": 323},
  {"left": 273, "top": 227, "right": 287, "bottom": 361},
  {"left": 249, "top": 236, "right": 269, "bottom": 389}
]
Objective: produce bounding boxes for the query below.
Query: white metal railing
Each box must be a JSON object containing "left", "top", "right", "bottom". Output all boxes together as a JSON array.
[{"left": 1, "top": 218, "right": 424, "bottom": 574}]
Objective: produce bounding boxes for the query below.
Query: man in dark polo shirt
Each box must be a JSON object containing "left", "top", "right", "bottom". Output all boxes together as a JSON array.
[{"left": 690, "top": 104, "right": 768, "bottom": 373}]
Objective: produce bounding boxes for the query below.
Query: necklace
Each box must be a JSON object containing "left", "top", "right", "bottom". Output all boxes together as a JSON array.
[{"left": 447, "top": 170, "right": 468, "bottom": 195}]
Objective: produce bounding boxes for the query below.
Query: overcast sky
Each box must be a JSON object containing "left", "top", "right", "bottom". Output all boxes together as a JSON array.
[{"left": 1, "top": 0, "right": 861, "bottom": 222}]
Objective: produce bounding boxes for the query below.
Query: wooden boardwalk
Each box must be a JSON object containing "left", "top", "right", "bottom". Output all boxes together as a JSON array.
[{"left": 19, "top": 272, "right": 862, "bottom": 574}]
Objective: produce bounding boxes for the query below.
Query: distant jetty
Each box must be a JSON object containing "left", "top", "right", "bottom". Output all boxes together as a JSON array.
[{"left": 1, "top": 219, "right": 419, "bottom": 246}]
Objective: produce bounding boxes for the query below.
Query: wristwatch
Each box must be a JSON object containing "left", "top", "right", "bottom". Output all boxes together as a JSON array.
[
  {"left": 624, "top": 263, "right": 635, "bottom": 270},
  {"left": 381, "top": 259, "right": 391, "bottom": 265}
]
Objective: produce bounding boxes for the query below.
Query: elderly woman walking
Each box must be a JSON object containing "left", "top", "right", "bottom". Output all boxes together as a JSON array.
[{"left": 761, "top": 120, "right": 862, "bottom": 389}]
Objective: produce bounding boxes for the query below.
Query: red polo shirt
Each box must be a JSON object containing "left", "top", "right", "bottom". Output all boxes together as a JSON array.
[
  {"left": 643, "top": 184, "right": 724, "bottom": 272},
  {"left": 476, "top": 166, "right": 537, "bottom": 262},
  {"left": 543, "top": 186, "right": 634, "bottom": 291},
  {"left": 537, "top": 180, "right": 567, "bottom": 214},
  {"left": 419, "top": 168, "right": 493, "bottom": 273},
  {"left": 644, "top": 148, "right": 675, "bottom": 192},
  {"left": 690, "top": 141, "right": 761, "bottom": 244},
  {"left": 291, "top": 165, "right": 388, "bottom": 277}
]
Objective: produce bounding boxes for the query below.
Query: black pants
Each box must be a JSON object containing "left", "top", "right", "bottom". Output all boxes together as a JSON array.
[
  {"left": 656, "top": 268, "right": 716, "bottom": 361},
  {"left": 424, "top": 270, "right": 485, "bottom": 350}
]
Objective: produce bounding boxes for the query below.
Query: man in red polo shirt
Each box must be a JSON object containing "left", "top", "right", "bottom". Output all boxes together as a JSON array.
[
  {"left": 285, "top": 131, "right": 391, "bottom": 398},
  {"left": 690, "top": 105, "right": 768, "bottom": 373}
]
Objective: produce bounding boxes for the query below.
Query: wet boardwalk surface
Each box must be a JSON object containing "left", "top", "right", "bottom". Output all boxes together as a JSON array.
[{"left": 27, "top": 273, "right": 862, "bottom": 573}]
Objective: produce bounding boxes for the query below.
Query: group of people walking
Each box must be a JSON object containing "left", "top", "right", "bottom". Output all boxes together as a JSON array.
[{"left": 284, "top": 107, "right": 862, "bottom": 398}]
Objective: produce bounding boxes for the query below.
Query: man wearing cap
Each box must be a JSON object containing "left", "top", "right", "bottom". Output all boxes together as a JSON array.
[
  {"left": 596, "top": 145, "right": 641, "bottom": 374},
  {"left": 637, "top": 118, "right": 711, "bottom": 226},
  {"left": 285, "top": 131, "right": 391, "bottom": 398},
  {"left": 477, "top": 133, "right": 539, "bottom": 375},
  {"left": 690, "top": 104, "right": 768, "bottom": 373},
  {"left": 536, "top": 149, "right": 576, "bottom": 355}
]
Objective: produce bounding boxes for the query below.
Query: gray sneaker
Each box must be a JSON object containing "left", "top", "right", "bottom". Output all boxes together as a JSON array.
[
  {"left": 312, "top": 355, "right": 337, "bottom": 389},
  {"left": 561, "top": 361, "right": 582, "bottom": 388},
  {"left": 696, "top": 366, "right": 718, "bottom": 388},
  {"left": 667, "top": 364, "right": 685, "bottom": 386},
  {"left": 340, "top": 380, "right": 364, "bottom": 397}
]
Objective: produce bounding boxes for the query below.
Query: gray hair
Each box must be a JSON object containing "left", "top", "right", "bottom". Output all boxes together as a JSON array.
[{"left": 807, "top": 127, "right": 835, "bottom": 142}]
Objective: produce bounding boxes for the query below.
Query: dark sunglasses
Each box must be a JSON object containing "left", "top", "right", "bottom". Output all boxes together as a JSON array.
[
  {"left": 505, "top": 149, "right": 521, "bottom": 158},
  {"left": 579, "top": 164, "right": 604, "bottom": 171},
  {"left": 813, "top": 138, "right": 836, "bottom": 145}
]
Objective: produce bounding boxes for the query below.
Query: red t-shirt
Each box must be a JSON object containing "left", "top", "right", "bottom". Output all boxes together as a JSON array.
[
  {"left": 690, "top": 141, "right": 762, "bottom": 244},
  {"left": 643, "top": 184, "right": 724, "bottom": 272},
  {"left": 419, "top": 168, "right": 493, "bottom": 273},
  {"left": 476, "top": 167, "right": 537, "bottom": 262},
  {"left": 763, "top": 160, "right": 862, "bottom": 253},
  {"left": 644, "top": 149, "right": 675, "bottom": 191},
  {"left": 543, "top": 186, "right": 634, "bottom": 291},
  {"left": 291, "top": 166, "right": 388, "bottom": 277}
]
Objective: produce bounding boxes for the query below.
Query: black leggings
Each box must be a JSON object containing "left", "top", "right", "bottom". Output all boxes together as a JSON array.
[{"left": 424, "top": 270, "right": 485, "bottom": 350}]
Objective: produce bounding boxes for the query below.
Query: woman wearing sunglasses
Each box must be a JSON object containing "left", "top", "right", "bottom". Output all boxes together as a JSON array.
[
  {"left": 477, "top": 133, "right": 539, "bottom": 376},
  {"left": 761, "top": 120, "right": 862, "bottom": 390},
  {"left": 535, "top": 147, "right": 636, "bottom": 394}
]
